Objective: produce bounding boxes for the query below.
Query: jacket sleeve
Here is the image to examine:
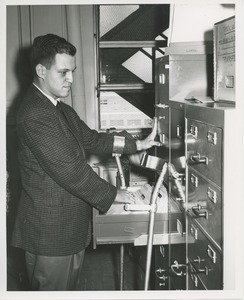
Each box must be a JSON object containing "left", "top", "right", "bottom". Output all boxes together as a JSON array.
[
  {"left": 21, "top": 107, "right": 117, "bottom": 213},
  {"left": 67, "top": 106, "right": 138, "bottom": 155}
]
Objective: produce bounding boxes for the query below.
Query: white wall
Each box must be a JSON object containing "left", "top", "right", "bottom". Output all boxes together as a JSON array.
[{"left": 169, "top": 3, "right": 235, "bottom": 43}]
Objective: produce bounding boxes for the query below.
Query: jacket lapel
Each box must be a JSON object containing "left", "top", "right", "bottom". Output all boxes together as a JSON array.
[{"left": 32, "top": 85, "right": 86, "bottom": 159}]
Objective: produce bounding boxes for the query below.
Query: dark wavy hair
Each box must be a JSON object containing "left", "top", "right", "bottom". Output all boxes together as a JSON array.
[{"left": 30, "top": 33, "right": 76, "bottom": 74}]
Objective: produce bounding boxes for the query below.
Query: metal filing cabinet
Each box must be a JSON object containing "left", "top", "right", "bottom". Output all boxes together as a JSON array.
[
  {"left": 154, "top": 57, "right": 187, "bottom": 290},
  {"left": 185, "top": 102, "right": 236, "bottom": 290}
]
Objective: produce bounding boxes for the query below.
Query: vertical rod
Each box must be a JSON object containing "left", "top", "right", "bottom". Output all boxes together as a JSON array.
[
  {"left": 120, "top": 244, "right": 124, "bottom": 290},
  {"left": 144, "top": 163, "right": 168, "bottom": 290}
]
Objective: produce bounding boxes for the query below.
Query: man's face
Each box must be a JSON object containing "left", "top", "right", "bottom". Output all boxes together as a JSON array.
[{"left": 42, "top": 53, "right": 76, "bottom": 99}]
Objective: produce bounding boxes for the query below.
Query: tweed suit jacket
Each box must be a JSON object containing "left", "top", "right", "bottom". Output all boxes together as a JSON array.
[{"left": 11, "top": 84, "right": 137, "bottom": 256}]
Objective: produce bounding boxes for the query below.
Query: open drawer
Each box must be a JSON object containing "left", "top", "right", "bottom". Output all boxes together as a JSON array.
[{"left": 92, "top": 195, "right": 185, "bottom": 249}]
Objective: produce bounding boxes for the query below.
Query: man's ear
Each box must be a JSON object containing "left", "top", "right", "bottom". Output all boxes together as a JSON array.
[{"left": 35, "top": 64, "right": 46, "bottom": 79}]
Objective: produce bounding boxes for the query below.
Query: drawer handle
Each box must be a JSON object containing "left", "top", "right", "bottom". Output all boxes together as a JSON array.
[
  {"left": 193, "top": 256, "right": 205, "bottom": 264},
  {"left": 176, "top": 125, "right": 182, "bottom": 139},
  {"left": 159, "top": 133, "right": 167, "bottom": 144},
  {"left": 207, "top": 131, "right": 217, "bottom": 145},
  {"left": 190, "top": 223, "right": 198, "bottom": 240},
  {"left": 196, "top": 266, "right": 212, "bottom": 276},
  {"left": 190, "top": 153, "right": 208, "bottom": 165},
  {"left": 155, "top": 268, "right": 168, "bottom": 280},
  {"left": 159, "top": 73, "right": 165, "bottom": 84},
  {"left": 159, "top": 282, "right": 166, "bottom": 287},
  {"left": 159, "top": 245, "right": 166, "bottom": 257},
  {"left": 190, "top": 173, "right": 198, "bottom": 187},
  {"left": 190, "top": 125, "right": 198, "bottom": 139},
  {"left": 207, "top": 245, "right": 217, "bottom": 263},
  {"left": 190, "top": 273, "right": 199, "bottom": 287},
  {"left": 207, "top": 187, "right": 217, "bottom": 204},
  {"left": 192, "top": 205, "right": 210, "bottom": 219},
  {"left": 155, "top": 103, "right": 169, "bottom": 109},
  {"left": 171, "top": 260, "right": 186, "bottom": 277}
]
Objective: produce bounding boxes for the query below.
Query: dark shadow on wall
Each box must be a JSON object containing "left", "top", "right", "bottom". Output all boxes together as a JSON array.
[
  {"left": 7, "top": 46, "right": 33, "bottom": 125},
  {"left": 203, "top": 30, "right": 214, "bottom": 98},
  {"left": 6, "top": 46, "right": 33, "bottom": 291}
]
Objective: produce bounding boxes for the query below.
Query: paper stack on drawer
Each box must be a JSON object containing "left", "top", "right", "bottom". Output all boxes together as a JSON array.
[{"left": 105, "top": 184, "right": 168, "bottom": 215}]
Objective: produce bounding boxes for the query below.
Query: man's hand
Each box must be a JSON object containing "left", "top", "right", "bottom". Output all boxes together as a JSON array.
[
  {"left": 136, "top": 117, "right": 162, "bottom": 151},
  {"left": 114, "top": 189, "right": 135, "bottom": 204}
]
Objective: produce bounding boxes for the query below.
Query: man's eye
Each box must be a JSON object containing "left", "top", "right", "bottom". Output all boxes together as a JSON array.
[{"left": 60, "top": 71, "right": 66, "bottom": 76}]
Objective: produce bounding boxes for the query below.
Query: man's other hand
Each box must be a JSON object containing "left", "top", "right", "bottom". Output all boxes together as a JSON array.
[{"left": 136, "top": 117, "right": 162, "bottom": 151}]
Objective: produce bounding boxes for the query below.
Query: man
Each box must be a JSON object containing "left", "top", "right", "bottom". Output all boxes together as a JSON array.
[{"left": 11, "top": 34, "right": 161, "bottom": 291}]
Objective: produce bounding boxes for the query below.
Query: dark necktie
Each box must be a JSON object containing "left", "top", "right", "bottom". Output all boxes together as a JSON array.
[
  {"left": 56, "top": 101, "right": 69, "bottom": 125},
  {"left": 57, "top": 101, "right": 86, "bottom": 158}
]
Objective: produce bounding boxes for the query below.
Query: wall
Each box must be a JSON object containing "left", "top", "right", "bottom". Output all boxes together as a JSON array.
[
  {"left": 169, "top": 3, "right": 235, "bottom": 44},
  {"left": 6, "top": 5, "right": 96, "bottom": 127},
  {"left": 6, "top": 5, "right": 71, "bottom": 125}
]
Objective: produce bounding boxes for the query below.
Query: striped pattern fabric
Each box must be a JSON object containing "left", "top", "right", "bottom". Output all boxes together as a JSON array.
[{"left": 11, "top": 85, "right": 137, "bottom": 256}]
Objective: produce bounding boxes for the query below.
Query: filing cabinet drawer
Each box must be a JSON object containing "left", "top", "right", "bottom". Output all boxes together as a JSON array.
[
  {"left": 155, "top": 57, "right": 170, "bottom": 103},
  {"left": 186, "top": 120, "right": 222, "bottom": 187},
  {"left": 187, "top": 167, "right": 222, "bottom": 249},
  {"left": 187, "top": 218, "right": 223, "bottom": 290},
  {"left": 155, "top": 55, "right": 212, "bottom": 101}
]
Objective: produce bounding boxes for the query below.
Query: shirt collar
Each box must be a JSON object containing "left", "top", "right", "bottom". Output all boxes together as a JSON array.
[{"left": 32, "top": 83, "right": 60, "bottom": 106}]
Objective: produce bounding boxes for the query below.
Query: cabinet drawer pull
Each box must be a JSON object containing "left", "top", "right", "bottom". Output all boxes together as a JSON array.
[
  {"left": 155, "top": 103, "right": 169, "bottom": 109},
  {"left": 190, "top": 223, "right": 198, "bottom": 240},
  {"left": 207, "top": 131, "right": 218, "bottom": 145},
  {"left": 190, "top": 153, "right": 208, "bottom": 165},
  {"left": 193, "top": 256, "right": 205, "bottom": 264},
  {"left": 159, "top": 282, "right": 166, "bottom": 287},
  {"left": 197, "top": 266, "right": 212, "bottom": 276},
  {"left": 159, "top": 245, "right": 166, "bottom": 257},
  {"left": 155, "top": 268, "right": 168, "bottom": 280},
  {"left": 190, "top": 173, "right": 199, "bottom": 187},
  {"left": 190, "top": 273, "right": 199, "bottom": 287},
  {"left": 159, "top": 73, "right": 165, "bottom": 84},
  {"left": 159, "top": 133, "right": 167, "bottom": 144},
  {"left": 207, "top": 187, "right": 217, "bottom": 204},
  {"left": 192, "top": 205, "right": 210, "bottom": 219},
  {"left": 190, "top": 125, "right": 198, "bottom": 139},
  {"left": 170, "top": 260, "right": 186, "bottom": 277},
  {"left": 207, "top": 245, "right": 217, "bottom": 263},
  {"left": 176, "top": 125, "right": 182, "bottom": 139}
]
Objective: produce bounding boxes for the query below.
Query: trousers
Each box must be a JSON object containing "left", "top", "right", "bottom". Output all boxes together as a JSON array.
[{"left": 25, "top": 249, "right": 85, "bottom": 291}]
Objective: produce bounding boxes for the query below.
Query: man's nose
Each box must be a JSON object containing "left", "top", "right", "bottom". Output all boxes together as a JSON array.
[{"left": 66, "top": 71, "right": 73, "bottom": 83}]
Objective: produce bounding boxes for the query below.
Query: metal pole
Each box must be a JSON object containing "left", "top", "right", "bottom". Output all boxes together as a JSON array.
[
  {"left": 120, "top": 244, "right": 124, "bottom": 290},
  {"left": 144, "top": 162, "right": 168, "bottom": 290}
]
